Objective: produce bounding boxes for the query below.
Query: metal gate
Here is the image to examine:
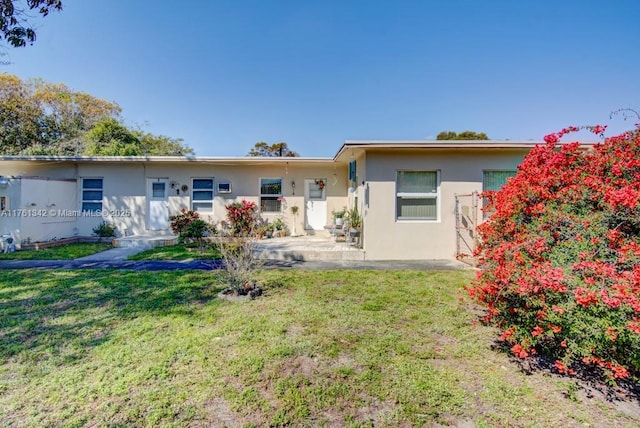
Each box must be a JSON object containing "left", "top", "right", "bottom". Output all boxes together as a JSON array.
[{"left": 454, "top": 191, "right": 479, "bottom": 264}]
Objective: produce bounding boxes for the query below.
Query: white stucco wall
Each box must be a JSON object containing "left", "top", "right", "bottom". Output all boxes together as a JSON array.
[
  {"left": 0, "top": 177, "right": 22, "bottom": 244},
  {"left": 0, "top": 162, "right": 78, "bottom": 245},
  {"left": 362, "top": 149, "right": 527, "bottom": 260},
  {"left": 19, "top": 178, "right": 77, "bottom": 243}
]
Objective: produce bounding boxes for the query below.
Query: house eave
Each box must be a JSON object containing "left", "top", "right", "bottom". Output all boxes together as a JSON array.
[
  {"left": 0, "top": 155, "right": 336, "bottom": 166},
  {"left": 332, "top": 140, "right": 598, "bottom": 161}
]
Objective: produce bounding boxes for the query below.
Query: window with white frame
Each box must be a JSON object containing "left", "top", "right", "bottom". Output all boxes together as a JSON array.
[
  {"left": 260, "top": 178, "right": 282, "bottom": 212},
  {"left": 396, "top": 171, "right": 439, "bottom": 220},
  {"left": 81, "top": 178, "right": 103, "bottom": 212},
  {"left": 192, "top": 178, "right": 214, "bottom": 212}
]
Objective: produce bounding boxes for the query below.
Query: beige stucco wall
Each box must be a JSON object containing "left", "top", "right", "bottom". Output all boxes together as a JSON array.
[
  {"left": 1, "top": 147, "right": 529, "bottom": 257},
  {"left": 74, "top": 162, "right": 348, "bottom": 236},
  {"left": 362, "top": 149, "right": 527, "bottom": 260},
  {"left": 347, "top": 152, "right": 367, "bottom": 245}
]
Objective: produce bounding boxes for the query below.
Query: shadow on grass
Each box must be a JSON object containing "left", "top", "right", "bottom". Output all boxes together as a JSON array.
[
  {"left": 0, "top": 270, "right": 223, "bottom": 363},
  {"left": 491, "top": 339, "right": 640, "bottom": 404}
]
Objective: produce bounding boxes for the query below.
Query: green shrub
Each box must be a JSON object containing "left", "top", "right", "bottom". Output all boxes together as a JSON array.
[
  {"left": 272, "top": 218, "right": 285, "bottom": 231},
  {"left": 169, "top": 209, "right": 212, "bottom": 243},
  {"left": 92, "top": 221, "right": 117, "bottom": 238}
]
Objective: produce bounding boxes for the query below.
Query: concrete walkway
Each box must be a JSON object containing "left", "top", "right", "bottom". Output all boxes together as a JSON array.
[
  {"left": 0, "top": 257, "right": 470, "bottom": 271},
  {"left": 0, "top": 235, "right": 473, "bottom": 271},
  {"left": 264, "top": 259, "right": 472, "bottom": 271},
  {"left": 0, "top": 259, "right": 221, "bottom": 270},
  {"left": 0, "top": 245, "right": 219, "bottom": 270},
  {"left": 74, "top": 246, "right": 148, "bottom": 262}
]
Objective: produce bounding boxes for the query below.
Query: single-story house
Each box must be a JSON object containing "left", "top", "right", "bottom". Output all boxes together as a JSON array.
[{"left": 0, "top": 140, "right": 575, "bottom": 260}]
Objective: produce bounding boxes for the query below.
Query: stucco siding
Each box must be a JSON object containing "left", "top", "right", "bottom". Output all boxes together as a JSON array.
[
  {"left": 0, "top": 144, "right": 534, "bottom": 255},
  {"left": 0, "top": 177, "right": 22, "bottom": 244},
  {"left": 363, "top": 149, "right": 526, "bottom": 260},
  {"left": 0, "top": 161, "right": 76, "bottom": 179},
  {"left": 73, "top": 162, "right": 348, "bottom": 236},
  {"left": 19, "top": 178, "right": 77, "bottom": 243}
]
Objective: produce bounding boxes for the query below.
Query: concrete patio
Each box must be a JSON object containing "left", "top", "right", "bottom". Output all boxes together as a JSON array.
[
  {"left": 113, "top": 232, "right": 365, "bottom": 261},
  {"left": 114, "top": 233, "right": 179, "bottom": 249},
  {"left": 255, "top": 234, "right": 365, "bottom": 261}
]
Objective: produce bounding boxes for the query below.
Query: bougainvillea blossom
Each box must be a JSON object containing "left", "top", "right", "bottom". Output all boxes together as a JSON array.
[{"left": 467, "top": 124, "right": 640, "bottom": 382}]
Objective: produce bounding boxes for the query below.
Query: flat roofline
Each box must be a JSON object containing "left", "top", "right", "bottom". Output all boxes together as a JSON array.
[
  {"left": 333, "top": 140, "right": 598, "bottom": 160},
  {"left": 0, "top": 140, "right": 600, "bottom": 164},
  {"left": 0, "top": 155, "right": 335, "bottom": 164}
]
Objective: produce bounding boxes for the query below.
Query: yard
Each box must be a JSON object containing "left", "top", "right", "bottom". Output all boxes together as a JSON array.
[{"left": 1, "top": 269, "right": 638, "bottom": 427}]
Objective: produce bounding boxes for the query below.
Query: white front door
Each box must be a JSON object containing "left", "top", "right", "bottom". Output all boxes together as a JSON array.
[
  {"left": 147, "top": 178, "right": 169, "bottom": 231},
  {"left": 305, "top": 178, "right": 327, "bottom": 230}
]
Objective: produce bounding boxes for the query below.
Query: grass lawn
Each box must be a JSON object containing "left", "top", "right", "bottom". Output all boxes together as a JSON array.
[
  {"left": 0, "top": 242, "right": 112, "bottom": 260},
  {"left": 128, "top": 243, "right": 221, "bottom": 261},
  {"left": 1, "top": 269, "right": 637, "bottom": 427}
]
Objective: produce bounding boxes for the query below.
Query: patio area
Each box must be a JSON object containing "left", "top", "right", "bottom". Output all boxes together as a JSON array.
[
  {"left": 255, "top": 234, "right": 365, "bottom": 261},
  {"left": 114, "top": 232, "right": 364, "bottom": 261}
]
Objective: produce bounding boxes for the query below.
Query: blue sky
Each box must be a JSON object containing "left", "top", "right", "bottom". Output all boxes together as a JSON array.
[{"left": 3, "top": 0, "right": 639, "bottom": 156}]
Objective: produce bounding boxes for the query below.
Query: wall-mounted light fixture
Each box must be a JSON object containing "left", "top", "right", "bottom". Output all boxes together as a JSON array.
[{"left": 291, "top": 180, "right": 296, "bottom": 195}]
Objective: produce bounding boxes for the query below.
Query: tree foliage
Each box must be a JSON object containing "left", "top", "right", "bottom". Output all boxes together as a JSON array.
[
  {"left": 0, "top": 73, "right": 42, "bottom": 152},
  {"left": 137, "top": 131, "right": 193, "bottom": 156},
  {"left": 84, "top": 118, "right": 141, "bottom": 156},
  {"left": 467, "top": 124, "right": 640, "bottom": 383},
  {"left": 84, "top": 119, "right": 195, "bottom": 156},
  {"left": 0, "top": 73, "right": 120, "bottom": 154},
  {"left": 0, "top": 0, "right": 62, "bottom": 48},
  {"left": 0, "top": 73, "right": 193, "bottom": 156},
  {"left": 436, "top": 130, "right": 489, "bottom": 140},
  {"left": 248, "top": 141, "right": 299, "bottom": 157}
]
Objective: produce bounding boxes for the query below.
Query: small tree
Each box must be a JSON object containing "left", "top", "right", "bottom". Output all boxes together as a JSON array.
[
  {"left": 247, "top": 141, "right": 299, "bottom": 157},
  {"left": 216, "top": 200, "right": 264, "bottom": 294}
]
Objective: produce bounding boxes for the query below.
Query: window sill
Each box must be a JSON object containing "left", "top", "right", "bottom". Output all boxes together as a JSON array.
[{"left": 396, "top": 219, "right": 440, "bottom": 224}]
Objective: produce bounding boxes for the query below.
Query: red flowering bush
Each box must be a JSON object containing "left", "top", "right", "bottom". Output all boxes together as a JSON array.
[
  {"left": 468, "top": 125, "right": 640, "bottom": 383},
  {"left": 225, "top": 200, "right": 259, "bottom": 236},
  {"left": 169, "top": 209, "right": 212, "bottom": 244}
]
